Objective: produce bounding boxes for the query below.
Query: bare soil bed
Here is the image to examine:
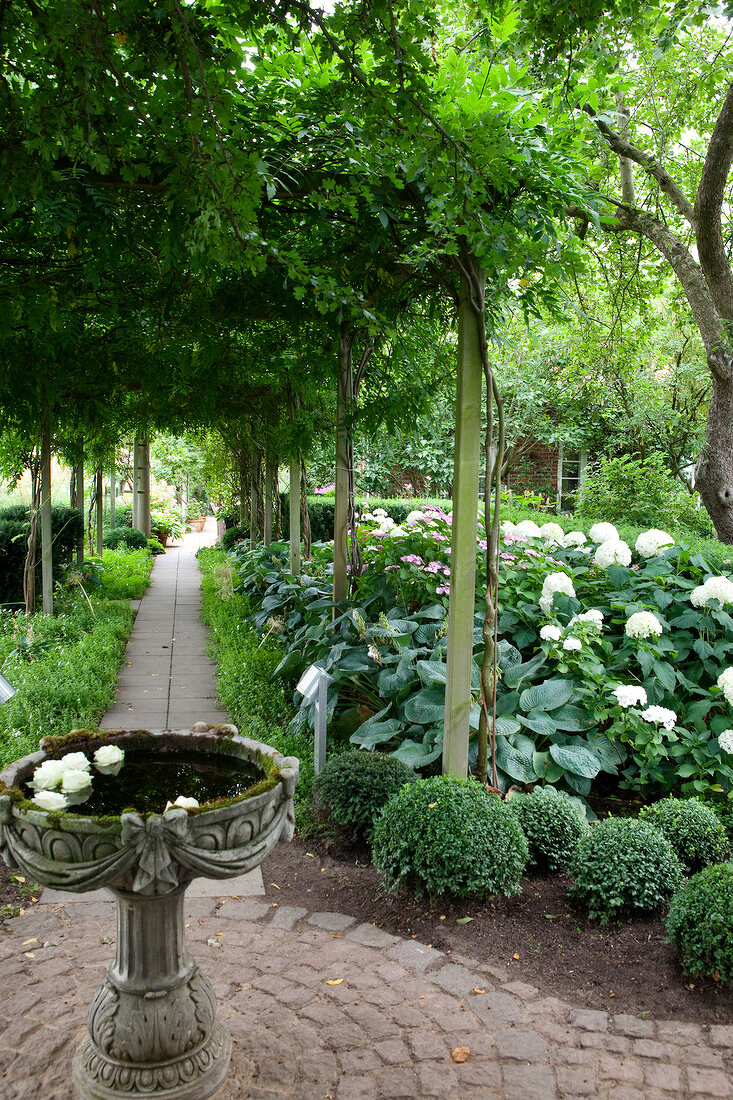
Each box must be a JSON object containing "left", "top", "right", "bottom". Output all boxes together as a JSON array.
[{"left": 261, "top": 834, "right": 733, "bottom": 1025}]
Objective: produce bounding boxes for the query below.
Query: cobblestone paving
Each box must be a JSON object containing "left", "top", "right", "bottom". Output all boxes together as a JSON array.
[{"left": 0, "top": 895, "right": 730, "bottom": 1099}]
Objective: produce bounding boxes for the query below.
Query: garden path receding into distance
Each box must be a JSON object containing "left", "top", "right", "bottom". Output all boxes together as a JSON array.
[{"left": 0, "top": 522, "right": 731, "bottom": 1098}]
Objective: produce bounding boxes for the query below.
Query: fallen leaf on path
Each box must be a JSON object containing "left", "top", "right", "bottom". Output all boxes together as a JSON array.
[
  {"left": 472, "top": 988, "right": 486, "bottom": 995},
  {"left": 22, "top": 938, "right": 37, "bottom": 946},
  {"left": 325, "top": 979, "right": 343, "bottom": 986},
  {"left": 456, "top": 917, "right": 473, "bottom": 924},
  {"left": 451, "top": 1047, "right": 470, "bottom": 1063}
]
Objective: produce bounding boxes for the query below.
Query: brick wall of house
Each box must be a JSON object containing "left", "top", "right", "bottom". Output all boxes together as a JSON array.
[{"left": 506, "top": 444, "right": 559, "bottom": 499}]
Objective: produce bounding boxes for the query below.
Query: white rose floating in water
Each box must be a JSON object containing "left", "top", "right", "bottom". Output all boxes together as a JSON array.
[{"left": 94, "top": 744, "right": 125, "bottom": 775}]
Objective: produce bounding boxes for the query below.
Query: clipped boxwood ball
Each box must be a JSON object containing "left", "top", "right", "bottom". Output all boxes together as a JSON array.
[
  {"left": 569, "top": 817, "right": 684, "bottom": 923},
  {"left": 372, "top": 775, "right": 528, "bottom": 899},
  {"left": 638, "top": 797, "right": 731, "bottom": 873},
  {"left": 312, "top": 750, "right": 416, "bottom": 842},
  {"left": 666, "top": 863, "right": 733, "bottom": 984},
  {"left": 104, "top": 526, "right": 149, "bottom": 551},
  {"left": 509, "top": 786, "right": 587, "bottom": 873}
]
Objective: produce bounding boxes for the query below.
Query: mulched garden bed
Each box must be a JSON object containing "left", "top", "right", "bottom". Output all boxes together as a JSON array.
[{"left": 261, "top": 834, "right": 733, "bottom": 1025}]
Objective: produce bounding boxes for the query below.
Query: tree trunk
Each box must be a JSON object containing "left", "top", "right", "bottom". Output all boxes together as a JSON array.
[
  {"left": 264, "top": 455, "right": 274, "bottom": 546},
  {"left": 300, "top": 459, "right": 312, "bottom": 561},
  {"left": 289, "top": 454, "right": 301, "bottom": 577},
  {"left": 695, "top": 368, "right": 733, "bottom": 540},
  {"left": 40, "top": 415, "right": 53, "bottom": 616},
  {"left": 109, "top": 456, "right": 116, "bottom": 530},
  {"left": 23, "top": 451, "right": 41, "bottom": 615},
  {"left": 95, "top": 466, "right": 104, "bottom": 557},
  {"left": 443, "top": 268, "right": 484, "bottom": 778},
  {"left": 333, "top": 322, "right": 353, "bottom": 605},
  {"left": 133, "top": 436, "right": 151, "bottom": 538},
  {"left": 249, "top": 447, "right": 260, "bottom": 550},
  {"left": 238, "top": 448, "right": 247, "bottom": 527},
  {"left": 74, "top": 455, "right": 84, "bottom": 566}
]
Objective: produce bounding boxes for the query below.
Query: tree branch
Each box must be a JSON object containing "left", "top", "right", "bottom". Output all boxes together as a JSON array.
[
  {"left": 583, "top": 200, "right": 730, "bottom": 380},
  {"left": 584, "top": 104, "right": 697, "bottom": 228}
]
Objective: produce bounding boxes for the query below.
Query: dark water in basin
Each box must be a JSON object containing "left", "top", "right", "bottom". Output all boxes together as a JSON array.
[{"left": 29, "top": 750, "right": 264, "bottom": 815}]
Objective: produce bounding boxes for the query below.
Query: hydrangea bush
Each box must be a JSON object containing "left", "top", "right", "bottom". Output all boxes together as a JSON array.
[{"left": 229, "top": 511, "right": 733, "bottom": 804}]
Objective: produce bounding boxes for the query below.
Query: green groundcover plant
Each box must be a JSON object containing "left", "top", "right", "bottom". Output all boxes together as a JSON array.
[
  {"left": 569, "top": 817, "right": 685, "bottom": 922},
  {"left": 665, "top": 863, "right": 733, "bottom": 984},
  {"left": 372, "top": 775, "right": 529, "bottom": 899},
  {"left": 226, "top": 506, "right": 733, "bottom": 807},
  {"left": 198, "top": 548, "right": 314, "bottom": 816},
  {"left": 0, "top": 594, "right": 133, "bottom": 767}
]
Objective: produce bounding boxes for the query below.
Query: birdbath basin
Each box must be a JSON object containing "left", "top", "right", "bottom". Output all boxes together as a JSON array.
[{"left": 0, "top": 724, "right": 299, "bottom": 1100}]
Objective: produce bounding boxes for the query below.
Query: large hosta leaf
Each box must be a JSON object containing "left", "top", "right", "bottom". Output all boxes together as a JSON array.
[
  {"left": 520, "top": 679, "right": 575, "bottom": 713},
  {"left": 377, "top": 659, "right": 416, "bottom": 696},
  {"left": 392, "top": 739, "right": 443, "bottom": 768},
  {"left": 549, "top": 742, "right": 602, "bottom": 778},
  {"left": 495, "top": 715, "right": 521, "bottom": 736},
  {"left": 519, "top": 710, "right": 557, "bottom": 737},
  {"left": 503, "top": 653, "right": 545, "bottom": 689},
  {"left": 402, "top": 688, "right": 445, "bottom": 725},
  {"left": 495, "top": 736, "right": 536, "bottom": 783},
  {"left": 350, "top": 719, "right": 404, "bottom": 749},
  {"left": 551, "top": 704, "right": 596, "bottom": 732},
  {"left": 416, "top": 660, "right": 447, "bottom": 687}
]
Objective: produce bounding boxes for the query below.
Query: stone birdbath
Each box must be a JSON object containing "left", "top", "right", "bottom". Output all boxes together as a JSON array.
[{"left": 0, "top": 724, "right": 299, "bottom": 1100}]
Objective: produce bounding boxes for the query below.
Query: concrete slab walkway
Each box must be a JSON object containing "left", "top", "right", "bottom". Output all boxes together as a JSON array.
[
  {"left": 40, "top": 517, "right": 263, "bottom": 903},
  {"left": 99, "top": 518, "right": 229, "bottom": 729}
]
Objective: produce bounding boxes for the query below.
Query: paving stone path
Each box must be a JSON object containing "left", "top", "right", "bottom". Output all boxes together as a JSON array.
[
  {"left": 0, "top": 520, "right": 730, "bottom": 1098},
  {"left": 0, "top": 895, "right": 731, "bottom": 1100}
]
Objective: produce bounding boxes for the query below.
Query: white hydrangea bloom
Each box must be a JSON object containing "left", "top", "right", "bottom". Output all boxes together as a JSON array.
[
  {"left": 569, "top": 609, "right": 604, "bottom": 629},
  {"left": 562, "top": 531, "right": 587, "bottom": 548},
  {"left": 589, "top": 522, "right": 619, "bottom": 544},
  {"left": 635, "top": 529, "right": 675, "bottom": 558},
  {"left": 539, "top": 522, "right": 565, "bottom": 544},
  {"left": 718, "top": 729, "right": 733, "bottom": 755},
  {"left": 690, "top": 575, "right": 733, "bottom": 608},
  {"left": 540, "top": 625, "right": 562, "bottom": 642},
  {"left": 593, "top": 540, "right": 632, "bottom": 568},
  {"left": 641, "top": 706, "right": 677, "bottom": 730},
  {"left": 406, "top": 510, "right": 427, "bottom": 525},
  {"left": 717, "top": 667, "right": 733, "bottom": 707},
  {"left": 612, "top": 685, "right": 648, "bottom": 708},
  {"left": 563, "top": 637, "right": 582, "bottom": 651},
  {"left": 539, "top": 571, "right": 576, "bottom": 612},
  {"left": 625, "top": 611, "right": 664, "bottom": 639},
  {"left": 515, "top": 520, "right": 542, "bottom": 538},
  {"left": 500, "top": 520, "right": 517, "bottom": 535},
  {"left": 32, "top": 790, "right": 68, "bottom": 811},
  {"left": 690, "top": 585, "right": 708, "bottom": 608}
]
